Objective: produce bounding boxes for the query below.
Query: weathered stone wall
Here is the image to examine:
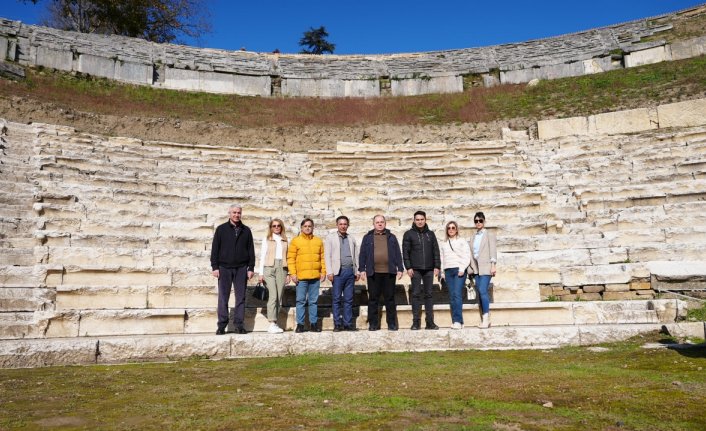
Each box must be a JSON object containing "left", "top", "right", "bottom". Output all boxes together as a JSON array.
[
  {"left": 1, "top": 101, "right": 706, "bottom": 340},
  {"left": 1, "top": 4, "right": 705, "bottom": 97}
]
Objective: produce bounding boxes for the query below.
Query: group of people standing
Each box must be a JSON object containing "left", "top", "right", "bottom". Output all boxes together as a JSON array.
[{"left": 210, "top": 205, "right": 497, "bottom": 335}]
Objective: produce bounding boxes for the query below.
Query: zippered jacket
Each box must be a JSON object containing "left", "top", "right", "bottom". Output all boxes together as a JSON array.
[{"left": 402, "top": 224, "right": 441, "bottom": 270}]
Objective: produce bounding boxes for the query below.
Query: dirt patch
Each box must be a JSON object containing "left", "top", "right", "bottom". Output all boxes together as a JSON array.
[
  {"left": 34, "top": 416, "right": 90, "bottom": 427},
  {"left": 0, "top": 95, "right": 522, "bottom": 151}
]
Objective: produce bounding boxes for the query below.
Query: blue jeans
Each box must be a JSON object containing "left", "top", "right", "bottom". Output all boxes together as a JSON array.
[
  {"left": 475, "top": 275, "right": 492, "bottom": 314},
  {"left": 296, "top": 279, "right": 320, "bottom": 325},
  {"left": 445, "top": 268, "right": 465, "bottom": 324},
  {"left": 332, "top": 267, "right": 355, "bottom": 327}
]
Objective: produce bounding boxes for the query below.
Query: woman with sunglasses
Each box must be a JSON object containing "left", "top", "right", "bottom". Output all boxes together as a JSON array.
[
  {"left": 257, "top": 218, "right": 290, "bottom": 333},
  {"left": 468, "top": 212, "right": 497, "bottom": 329},
  {"left": 439, "top": 221, "right": 471, "bottom": 329}
]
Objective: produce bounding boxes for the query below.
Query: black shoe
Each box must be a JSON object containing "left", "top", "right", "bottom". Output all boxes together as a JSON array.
[
  {"left": 388, "top": 325, "right": 398, "bottom": 331},
  {"left": 295, "top": 324, "right": 306, "bottom": 333},
  {"left": 236, "top": 326, "right": 248, "bottom": 334},
  {"left": 312, "top": 324, "right": 322, "bottom": 333},
  {"left": 344, "top": 326, "right": 358, "bottom": 332},
  {"left": 425, "top": 322, "right": 439, "bottom": 330},
  {"left": 410, "top": 322, "right": 421, "bottom": 330},
  {"left": 216, "top": 328, "right": 226, "bottom": 335},
  {"left": 333, "top": 325, "right": 343, "bottom": 332}
]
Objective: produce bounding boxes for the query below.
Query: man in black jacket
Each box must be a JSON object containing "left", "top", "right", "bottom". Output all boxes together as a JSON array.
[
  {"left": 210, "top": 205, "right": 255, "bottom": 334},
  {"left": 402, "top": 210, "right": 441, "bottom": 330}
]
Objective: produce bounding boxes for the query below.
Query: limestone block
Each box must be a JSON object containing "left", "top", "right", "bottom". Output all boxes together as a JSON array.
[
  {"left": 578, "top": 323, "right": 664, "bottom": 345},
  {"left": 482, "top": 73, "right": 499, "bottom": 87},
  {"left": 171, "top": 269, "right": 213, "bottom": 287},
  {"left": 198, "top": 70, "right": 235, "bottom": 93},
  {"left": 35, "top": 46, "right": 72, "bottom": 71},
  {"left": 185, "top": 308, "right": 275, "bottom": 334},
  {"left": 561, "top": 264, "right": 636, "bottom": 287},
  {"left": 159, "top": 222, "right": 213, "bottom": 236},
  {"left": 115, "top": 60, "right": 152, "bottom": 85},
  {"left": 0, "top": 287, "right": 54, "bottom": 311},
  {"left": 589, "top": 247, "right": 628, "bottom": 265},
  {"left": 582, "top": 58, "right": 611, "bottom": 75},
  {"left": 344, "top": 79, "right": 380, "bottom": 98},
  {"left": 281, "top": 78, "right": 346, "bottom": 98},
  {"left": 537, "top": 116, "right": 589, "bottom": 140},
  {"left": 602, "top": 291, "right": 640, "bottom": 300},
  {"left": 163, "top": 67, "right": 200, "bottom": 91},
  {"left": 669, "top": 36, "right": 706, "bottom": 61},
  {"left": 495, "top": 266, "right": 561, "bottom": 284},
  {"left": 233, "top": 74, "right": 271, "bottom": 97},
  {"left": 78, "top": 310, "right": 185, "bottom": 336},
  {"left": 45, "top": 311, "right": 80, "bottom": 338},
  {"left": 657, "top": 99, "right": 706, "bottom": 129},
  {"left": 646, "top": 261, "right": 706, "bottom": 282},
  {"left": 491, "top": 303, "right": 573, "bottom": 326},
  {"left": 147, "top": 286, "right": 224, "bottom": 308},
  {"left": 624, "top": 46, "right": 669, "bottom": 68},
  {"left": 0, "top": 311, "right": 50, "bottom": 339},
  {"left": 0, "top": 265, "right": 47, "bottom": 288},
  {"left": 630, "top": 281, "right": 651, "bottom": 291},
  {"left": 652, "top": 299, "right": 685, "bottom": 322},
  {"left": 62, "top": 267, "right": 171, "bottom": 286},
  {"left": 0, "top": 36, "right": 7, "bottom": 60},
  {"left": 491, "top": 281, "right": 541, "bottom": 302},
  {"left": 77, "top": 54, "right": 115, "bottom": 79},
  {"left": 0, "top": 338, "right": 98, "bottom": 368},
  {"left": 662, "top": 322, "right": 705, "bottom": 340},
  {"left": 582, "top": 285, "right": 605, "bottom": 293},
  {"left": 390, "top": 76, "right": 462, "bottom": 96},
  {"left": 605, "top": 283, "right": 630, "bottom": 292},
  {"left": 498, "top": 249, "right": 590, "bottom": 267},
  {"left": 47, "top": 247, "right": 154, "bottom": 267},
  {"left": 572, "top": 301, "right": 658, "bottom": 324},
  {"left": 56, "top": 285, "right": 147, "bottom": 310},
  {"left": 576, "top": 293, "right": 602, "bottom": 301},
  {"left": 501, "top": 62, "right": 584, "bottom": 84},
  {"left": 98, "top": 335, "right": 230, "bottom": 363},
  {"left": 449, "top": 326, "right": 580, "bottom": 350},
  {"left": 589, "top": 108, "right": 657, "bottom": 135}
]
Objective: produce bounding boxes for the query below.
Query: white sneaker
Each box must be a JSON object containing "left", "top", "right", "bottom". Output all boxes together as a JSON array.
[
  {"left": 267, "top": 323, "right": 284, "bottom": 334},
  {"left": 479, "top": 313, "right": 490, "bottom": 329},
  {"left": 451, "top": 322, "right": 463, "bottom": 330}
]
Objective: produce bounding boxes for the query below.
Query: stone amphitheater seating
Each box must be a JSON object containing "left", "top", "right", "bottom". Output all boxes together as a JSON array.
[{"left": 2, "top": 105, "right": 706, "bottom": 365}]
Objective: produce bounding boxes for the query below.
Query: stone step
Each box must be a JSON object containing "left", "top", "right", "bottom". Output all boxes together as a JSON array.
[
  {"left": 0, "top": 248, "right": 37, "bottom": 266},
  {"left": 0, "top": 299, "right": 682, "bottom": 342},
  {"left": 0, "top": 287, "right": 55, "bottom": 312}
]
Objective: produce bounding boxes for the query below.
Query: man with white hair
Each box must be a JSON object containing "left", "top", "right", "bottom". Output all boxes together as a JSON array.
[{"left": 210, "top": 205, "right": 255, "bottom": 335}]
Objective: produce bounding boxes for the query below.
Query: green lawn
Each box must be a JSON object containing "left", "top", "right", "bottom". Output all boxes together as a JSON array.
[{"left": 1, "top": 333, "right": 704, "bottom": 430}]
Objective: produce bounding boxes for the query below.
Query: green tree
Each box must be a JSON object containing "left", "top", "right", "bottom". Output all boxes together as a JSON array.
[
  {"left": 20, "top": 0, "right": 211, "bottom": 44},
  {"left": 299, "top": 26, "right": 335, "bottom": 55}
]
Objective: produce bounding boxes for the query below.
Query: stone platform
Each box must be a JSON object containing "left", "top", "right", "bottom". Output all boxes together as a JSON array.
[{"left": 2, "top": 321, "right": 698, "bottom": 369}]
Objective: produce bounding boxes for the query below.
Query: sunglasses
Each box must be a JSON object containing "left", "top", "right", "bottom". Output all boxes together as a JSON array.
[
  {"left": 271, "top": 224, "right": 282, "bottom": 228},
  {"left": 447, "top": 226, "right": 457, "bottom": 230},
  {"left": 474, "top": 219, "right": 484, "bottom": 223}
]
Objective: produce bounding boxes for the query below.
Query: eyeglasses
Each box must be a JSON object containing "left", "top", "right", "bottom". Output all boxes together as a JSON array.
[
  {"left": 271, "top": 224, "right": 281, "bottom": 228},
  {"left": 474, "top": 219, "right": 484, "bottom": 224},
  {"left": 447, "top": 226, "right": 457, "bottom": 230}
]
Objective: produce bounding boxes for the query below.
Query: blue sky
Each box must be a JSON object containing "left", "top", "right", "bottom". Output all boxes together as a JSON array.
[{"left": 3, "top": 0, "right": 704, "bottom": 54}]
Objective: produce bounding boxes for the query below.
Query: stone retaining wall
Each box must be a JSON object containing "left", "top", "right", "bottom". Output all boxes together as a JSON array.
[{"left": 1, "top": 4, "right": 705, "bottom": 97}]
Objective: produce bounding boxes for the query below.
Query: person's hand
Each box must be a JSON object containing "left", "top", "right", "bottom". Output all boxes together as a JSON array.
[
  {"left": 211, "top": 269, "right": 219, "bottom": 279},
  {"left": 327, "top": 274, "right": 334, "bottom": 282},
  {"left": 258, "top": 275, "right": 264, "bottom": 283},
  {"left": 285, "top": 275, "right": 291, "bottom": 285},
  {"left": 434, "top": 268, "right": 439, "bottom": 278},
  {"left": 458, "top": 271, "right": 464, "bottom": 278},
  {"left": 247, "top": 271, "right": 254, "bottom": 280},
  {"left": 359, "top": 272, "right": 366, "bottom": 281},
  {"left": 397, "top": 271, "right": 403, "bottom": 280},
  {"left": 291, "top": 275, "right": 298, "bottom": 284},
  {"left": 320, "top": 274, "right": 326, "bottom": 282},
  {"left": 491, "top": 264, "right": 496, "bottom": 277},
  {"left": 440, "top": 273, "right": 445, "bottom": 280},
  {"left": 407, "top": 269, "right": 414, "bottom": 278},
  {"left": 354, "top": 273, "right": 360, "bottom": 281}
]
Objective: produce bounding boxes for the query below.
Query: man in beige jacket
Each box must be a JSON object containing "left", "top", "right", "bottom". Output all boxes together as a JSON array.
[{"left": 324, "top": 216, "right": 360, "bottom": 331}]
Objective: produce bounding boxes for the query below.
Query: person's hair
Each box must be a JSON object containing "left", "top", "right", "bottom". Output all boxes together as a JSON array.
[
  {"left": 336, "top": 215, "right": 350, "bottom": 224},
  {"left": 414, "top": 210, "right": 426, "bottom": 219},
  {"left": 266, "top": 218, "right": 287, "bottom": 241},
  {"left": 445, "top": 221, "right": 459, "bottom": 240},
  {"left": 228, "top": 204, "right": 241, "bottom": 210},
  {"left": 372, "top": 214, "right": 386, "bottom": 222},
  {"left": 474, "top": 212, "right": 486, "bottom": 222},
  {"left": 300, "top": 218, "right": 314, "bottom": 227}
]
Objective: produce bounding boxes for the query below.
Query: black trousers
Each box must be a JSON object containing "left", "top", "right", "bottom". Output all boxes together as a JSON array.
[
  {"left": 367, "top": 273, "right": 397, "bottom": 329},
  {"left": 410, "top": 269, "right": 435, "bottom": 324},
  {"left": 217, "top": 266, "right": 248, "bottom": 329}
]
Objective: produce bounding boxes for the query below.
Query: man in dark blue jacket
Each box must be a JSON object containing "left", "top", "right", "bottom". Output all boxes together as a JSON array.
[
  {"left": 210, "top": 205, "right": 255, "bottom": 335},
  {"left": 402, "top": 210, "right": 441, "bottom": 330},
  {"left": 359, "top": 215, "right": 404, "bottom": 331}
]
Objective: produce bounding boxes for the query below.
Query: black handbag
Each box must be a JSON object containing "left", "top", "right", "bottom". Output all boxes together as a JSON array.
[{"left": 252, "top": 282, "right": 269, "bottom": 301}]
